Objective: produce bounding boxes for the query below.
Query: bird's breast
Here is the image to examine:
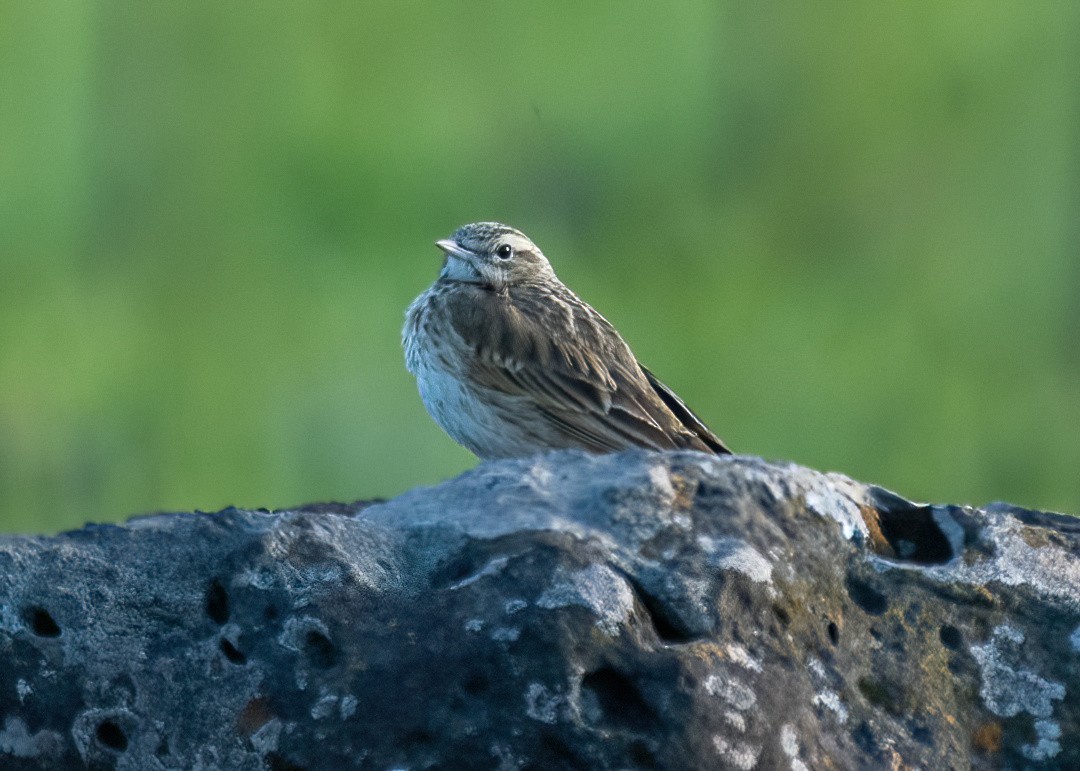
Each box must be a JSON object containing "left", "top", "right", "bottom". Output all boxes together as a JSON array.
[
  {"left": 403, "top": 283, "right": 561, "bottom": 458},
  {"left": 404, "top": 286, "right": 468, "bottom": 377}
]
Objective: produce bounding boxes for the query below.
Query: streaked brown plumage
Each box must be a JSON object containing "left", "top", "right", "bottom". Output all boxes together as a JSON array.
[{"left": 403, "top": 222, "right": 731, "bottom": 459}]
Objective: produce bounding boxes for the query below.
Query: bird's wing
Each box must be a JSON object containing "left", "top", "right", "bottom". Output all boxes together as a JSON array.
[{"left": 443, "top": 283, "right": 726, "bottom": 454}]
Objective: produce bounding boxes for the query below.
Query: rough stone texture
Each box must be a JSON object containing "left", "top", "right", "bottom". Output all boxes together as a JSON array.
[{"left": 0, "top": 451, "right": 1077, "bottom": 770}]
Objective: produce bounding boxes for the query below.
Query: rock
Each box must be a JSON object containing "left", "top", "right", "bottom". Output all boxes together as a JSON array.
[{"left": 0, "top": 450, "right": 1076, "bottom": 770}]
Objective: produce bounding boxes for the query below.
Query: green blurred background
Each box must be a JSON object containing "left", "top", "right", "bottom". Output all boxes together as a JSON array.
[{"left": 1, "top": 3, "right": 1077, "bottom": 532}]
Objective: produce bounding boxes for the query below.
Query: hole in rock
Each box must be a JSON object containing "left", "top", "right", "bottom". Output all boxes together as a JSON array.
[
  {"left": 827, "top": 621, "right": 840, "bottom": 646},
  {"left": 845, "top": 576, "right": 888, "bottom": 616},
  {"left": 23, "top": 607, "right": 61, "bottom": 637},
  {"left": 96, "top": 720, "right": 128, "bottom": 752},
  {"left": 629, "top": 740, "right": 657, "bottom": 768},
  {"left": 582, "top": 667, "right": 656, "bottom": 730},
  {"left": 267, "top": 752, "right": 307, "bottom": 771},
  {"left": 236, "top": 697, "right": 275, "bottom": 737},
  {"left": 939, "top": 624, "right": 962, "bottom": 650},
  {"left": 435, "top": 554, "right": 477, "bottom": 586},
  {"left": 205, "top": 580, "right": 229, "bottom": 625},
  {"left": 430, "top": 533, "right": 567, "bottom": 590},
  {"left": 220, "top": 638, "right": 247, "bottom": 665},
  {"left": 305, "top": 630, "right": 338, "bottom": 669},
  {"left": 853, "top": 721, "right": 878, "bottom": 754},
  {"left": 429, "top": 537, "right": 521, "bottom": 589},
  {"left": 530, "top": 730, "right": 588, "bottom": 770},
  {"left": 623, "top": 575, "right": 698, "bottom": 644},
  {"left": 864, "top": 488, "right": 956, "bottom": 564},
  {"left": 402, "top": 728, "right": 435, "bottom": 746},
  {"left": 857, "top": 676, "right": 902, "bottom": 715},
  {"left": 462, "top": 673, "right": 489, "bottom": 696}
]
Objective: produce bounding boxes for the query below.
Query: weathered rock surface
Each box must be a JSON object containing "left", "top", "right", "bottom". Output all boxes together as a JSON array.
[{"left": 0, "top": 451, "right": 1076, "bottom": 770}]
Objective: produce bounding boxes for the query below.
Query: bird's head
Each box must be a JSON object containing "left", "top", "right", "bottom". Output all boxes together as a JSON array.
[{"left": 435, "top": 222, "right": 555, "bottom": 290}]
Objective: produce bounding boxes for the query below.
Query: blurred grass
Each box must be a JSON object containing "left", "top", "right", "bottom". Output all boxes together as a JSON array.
[{"left": 1, "top": 3, "right": 1077, "bottom": 532}]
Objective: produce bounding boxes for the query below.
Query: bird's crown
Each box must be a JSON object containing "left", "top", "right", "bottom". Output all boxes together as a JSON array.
[{"left": 451, "top": 222, "right": 531, "bottom": 254}]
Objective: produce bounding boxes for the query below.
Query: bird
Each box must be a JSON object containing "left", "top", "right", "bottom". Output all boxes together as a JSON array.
[{"left": 403, "top": 222, "right": 731, "bottom": 459}]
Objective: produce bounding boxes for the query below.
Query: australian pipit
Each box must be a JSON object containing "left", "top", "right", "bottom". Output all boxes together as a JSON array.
[{"left": 403, "top": 222, "right": 731, "bottom": 459}]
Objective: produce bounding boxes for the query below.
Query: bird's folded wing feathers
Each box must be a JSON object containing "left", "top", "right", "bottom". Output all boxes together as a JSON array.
[
  {"left": 473, "top": 355, "right": 682, "bottom": 453},
  {"left": 448, "top": 288, "right": 724, "bottom": 453}
]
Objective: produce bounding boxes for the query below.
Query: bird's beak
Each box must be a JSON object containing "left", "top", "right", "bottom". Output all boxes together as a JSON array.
[{"left": 435, "top": 239, "right": 475, "bottom": 261}]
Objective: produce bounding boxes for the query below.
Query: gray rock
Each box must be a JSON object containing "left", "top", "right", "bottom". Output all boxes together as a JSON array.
[{"left": 0, "top": 450, "right": 1076, "bottom": 770}]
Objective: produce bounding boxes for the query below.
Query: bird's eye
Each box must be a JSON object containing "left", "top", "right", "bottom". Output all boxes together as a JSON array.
[{"left": 495, "top": 244, "right": 513, "bottom": 260}]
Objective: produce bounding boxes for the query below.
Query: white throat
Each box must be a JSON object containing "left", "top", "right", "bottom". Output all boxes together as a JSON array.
[{"left": 440, "top": 255, "right": 483, "bottom": 284}]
